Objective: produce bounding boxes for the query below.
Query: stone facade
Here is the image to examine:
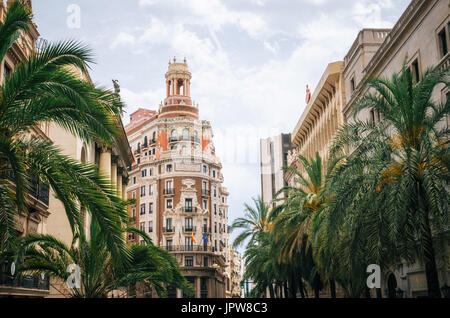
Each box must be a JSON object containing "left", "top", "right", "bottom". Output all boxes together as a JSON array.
[
  {"left": 125, "top": 59, "right": 230, "bottom": 298},
  {"left": 284, "top": 0, "right": 450, "bottom": 298},
  {"left": 342, "top": 0, "right": 450, "bottom": 298},
  {"left": 0, "top": 1, "right": 133, "bottom": 298}
]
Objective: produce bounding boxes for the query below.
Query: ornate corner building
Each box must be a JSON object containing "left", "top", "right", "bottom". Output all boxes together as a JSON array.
[{"left": 125, "top": 59, "right": 231, "bottom": 298}]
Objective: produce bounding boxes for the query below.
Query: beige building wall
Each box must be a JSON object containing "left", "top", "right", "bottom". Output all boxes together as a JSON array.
[
  {"left": 285, "top": 61, "right": 346, "bottom": 188},
  {"left": 342, "top": 0, "right": 450, "bottom": 298}
]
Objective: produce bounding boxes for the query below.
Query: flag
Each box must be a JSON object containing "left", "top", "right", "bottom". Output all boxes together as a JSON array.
[
  {"left": 202, "top": 232, "right": 209, "bottom": 244},
  {"left": 191, "top": 232, "right": 196, "bottom": 244}
]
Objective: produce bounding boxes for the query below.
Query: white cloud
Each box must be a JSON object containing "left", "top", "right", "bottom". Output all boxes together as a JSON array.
[{"left": 109, "top": 32, "right": 135, "bottom": 49}]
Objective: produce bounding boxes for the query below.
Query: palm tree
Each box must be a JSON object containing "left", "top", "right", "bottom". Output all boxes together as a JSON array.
[
  {"left": 230, "top": 196, "right": 271, "bottom": 249},
  {"left": 330, "top": 64, "right": 449, "bottom": 298},
  {"left": 14, "top": 220, "right": 193, "bottom": 298},
  {"left": 0, "top": 2, "right": 129, "bottom": 265},
  {"left": 271, "top": 152, "right": 340, "bottom": 298}
]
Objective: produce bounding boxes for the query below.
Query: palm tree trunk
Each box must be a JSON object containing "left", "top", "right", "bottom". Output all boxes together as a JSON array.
[
  {"left": 376, "top": 288, "right": 382, "bottom": 298},
  {"left": 329, "top": 279, "right": 336, "bottom": 298},
  {"left": 313, "top": 274, "right": 320, "bottom": 298},
  {"left": 365, "top": 287, "right": 371, "bottom": 298},
  {"left": 419, "top": 183, "right": 442, "bottom": 298},
  {"left": 289, "top": 273, "right": 297, "bottom": 298},
  {"left": 268, "top": 283, "right": 275, "bottom": 298},
  {"left": 298, "top": 277, "right": 305, "bottom": 298},
  {"left": 283, "top": 281, "right": 289, "bottom": 298}
]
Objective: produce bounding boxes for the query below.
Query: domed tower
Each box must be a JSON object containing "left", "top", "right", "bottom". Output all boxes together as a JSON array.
[{"left": 160, "top": 57, "right": 199, "bottom": 119}]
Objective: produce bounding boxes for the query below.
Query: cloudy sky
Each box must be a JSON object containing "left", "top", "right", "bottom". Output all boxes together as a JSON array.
[{"left": 32, "top": 0, "right": 410, "bottom": 247}]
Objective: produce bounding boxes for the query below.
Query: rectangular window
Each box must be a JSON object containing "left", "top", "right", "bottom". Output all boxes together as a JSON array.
[
  {"left": 140, "top": 222, "right": 145, "bottom": 231},
  {"left": 214, "top": 222, "right": 217, "bottom": 233},
  {"left": 185, "top": 256, "right": 194, "bottom": 267},
  {"left": 149, "top": 168, "right": 153, "bottom": 176},
  {"left": 142, "top": 169, "right": 147, "bottom": 177},
  {"left": 140, "top": 185, "right": 146, "bottom": 197},
  {"left": 438, "top": 27, "right": 448, "bottom": 58},
  {"left": 411, "top": 59, "right": 420, "bottom": 84},
  {"left": 149, "top": 184, "right": 153, "bottom": 195},
  {"left": 166, "top": 199, "right": 173, "bottom": 209},
  {"left": 166, "top": 218, "right": 172, "bottom": 230},
  {"left": 166, "top": 164, "right": 173, "bottom": 173},
  {"left": 203, "top": 199, "right": 207, "bottom": 210},
  {"left": 185, "top": 198, "right": 193, "bottom": 212},
  {"left": 203, "top": 257, "right": 208, "bottom": 267},
  {"left": 166, "top": 239, "right": 172, "bottom": 251},
  {"left": 132, "top": 208, "right": 136, "bottom": 218},
  {"left": 185, "top": 217, "right": 193, "bottom": 230},
  {"left": 149, "top": 202, "right": 153, "bottom": 214},
  {"left": 140, "top": 204, "right": 146, "bottom": 215},
  {"left": 212, "top": 170, "right": 216, "bottom": 178},
  {"left": 133, "top": 177, "right": 136, "bottom": 184},
  {"left": 132, "top": 191, "right": 136, "bottom": 199},
  {"left": 203, "top": 165, "right": 207, "bottom": 173},
  {"left": 3, "top": 63, "right": 11, "bottom": 83},
  {"left": 149, "top": 221, "right": 153, "bottom": 233},
  {"left": 350, "top": 77, "right": 355, "bottom": 93},
  {"left": 185, "top": 237, "right": 193, "bottom": 251},
  {"left": 214, "top": 204, "right": 217, "bottom": 215}
]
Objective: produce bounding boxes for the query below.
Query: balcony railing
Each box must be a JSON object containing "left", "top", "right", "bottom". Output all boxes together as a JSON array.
[
  {"left": 163, "top": 226, "right": 175, "bottom": 233},
  {"left": 183, "top": 226, "right": 196, "bottom": 233},
  {"left": 164, "top": 188, "right": 175, "bottom": 195},
  {"left": 169, "top": 137, "right": 178, "bottom": 142},
  {"left": 201, "top": 189, "right": 210, "bottom": 196},
  {"left": 163, "top": 245, "right": 215, "bottom": 252},
  {"left": 182, "top": 207, "right": 198, "bottom": 213}
]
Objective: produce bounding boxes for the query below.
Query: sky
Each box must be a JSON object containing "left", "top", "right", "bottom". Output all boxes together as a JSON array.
[{"left": 31, "top": 0, "right": 411, "bottom": 250}]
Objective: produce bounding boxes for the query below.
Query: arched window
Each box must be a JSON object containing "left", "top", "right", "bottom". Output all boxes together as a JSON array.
[
  {"left": 143, "top": 136, "right": 148, "bottom": 148},
  {"left": 170, "top": 129, "right": 177, "bottom": 141},
  {"left": 182, "top": 128, "right": 190, "bottom": 141}
]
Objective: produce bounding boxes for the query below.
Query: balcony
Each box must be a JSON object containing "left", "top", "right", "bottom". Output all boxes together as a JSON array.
[
  {"left": 163, "top": 226, "right": 175, "bottom": 234},
  {"left": 183, "top": 226, "right": 197, "bottom": 233},
  {"left": 163, "top": 188, "right": 175, "bottom": 196},
  {"left": 201, "top": 189, "right": 210, "bottom": 197},
  {"left": 163, "top": 245, "right": 215, "bottom": 252},
  {"left": 0, "top": 262, "right": 50, "bottom": 297},
  {"left": 169, "top": 137, "right": 178, "bottom": 143},
  {"left": 182, "top": 207, "right": 198, "bottom": 213}
]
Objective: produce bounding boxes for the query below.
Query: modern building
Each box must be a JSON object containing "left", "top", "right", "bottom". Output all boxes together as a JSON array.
[
  {"left": 342, "top": 0, "right": 449, "bottom": 298},
  {"left": 0, "top": 0, "right": 133, "bottom": 298},
  {"left": 260, "top": 133, "right": 293, "bottom": 207},
  {"left": 125, "top": 58, "right": 230, "bottom": 298}
]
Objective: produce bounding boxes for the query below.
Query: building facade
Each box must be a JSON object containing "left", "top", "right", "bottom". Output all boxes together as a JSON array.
[
  {"left": 284, "top": 0, "right": 449, "bottom": 298},
  {"left": 125, "top": 59, "right": 230, "bottom": 298},
  {"left": 342, "top": 0, "right": 449, "bottom": 298},
  {"left": 285, "top": 61, "right": 346, "bottom": 189},
  {"left": 260, "top": 134, "right": 293, "bottom": 208},
  {"left": 0, "top": 0, "right": 133, "bottom": 298}
]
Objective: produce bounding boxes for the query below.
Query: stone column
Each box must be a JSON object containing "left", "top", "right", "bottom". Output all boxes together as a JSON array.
[
  {"left": 111, "top": 159, "right": 118, "bottom": 189},
  {"left": 99, "top": 147, "right": 112, "bottom": 181},
  {"left": 176, "top": 288, "right": 183, "bottom": 298},
  {"left": 122, "top": 181, "right": 127, "bottom": 200},
  {"left": 195, "top": 277, "right": 201, "bottom": 298},
  {"left": 117, "top": 171, "right": 123, "bottom": 198}
]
